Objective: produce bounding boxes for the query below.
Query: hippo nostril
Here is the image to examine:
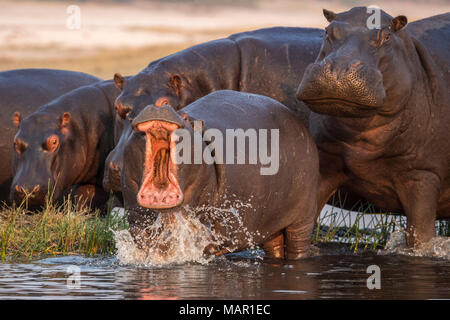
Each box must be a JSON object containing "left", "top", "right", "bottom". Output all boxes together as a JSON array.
[
  {"left": 32, "top": 185, "right": 40, "bottom": 193},
  {"left": 110, "top": 161, "right": 121, "bottom": 172},
  {"left": 350, "top": 61, "right": 362, "bottom": 69}
]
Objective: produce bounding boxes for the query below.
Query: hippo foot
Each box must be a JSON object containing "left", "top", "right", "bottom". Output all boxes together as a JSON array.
[{"left": 263, "top": 232, "right": 285, "bottom": 259}]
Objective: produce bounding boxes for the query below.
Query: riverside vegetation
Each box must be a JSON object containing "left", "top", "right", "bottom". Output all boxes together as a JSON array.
[{"left": 0, "top": 191, "right": 448, "bottom": 261}]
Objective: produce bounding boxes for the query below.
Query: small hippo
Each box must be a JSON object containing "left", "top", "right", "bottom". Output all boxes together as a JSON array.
[
  {"left": 11, "top": 80, "right": 120, "bottom": 210},
  {"left": 296, "top": 7, "right": 450, "bottom": 246},
  {"left": 122, "top": 90, "right": 319, "bottom": 259},
  {"left": 103, "top": 27, "right": 323, "bottom": 194},
  {"left": 0, "top": 69, "right": 101, "bottom": 202}
]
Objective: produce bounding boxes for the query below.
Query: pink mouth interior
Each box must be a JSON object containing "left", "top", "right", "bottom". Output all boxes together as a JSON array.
[{"left": 136, "top": 120, "right": 183, "bottom": 209}]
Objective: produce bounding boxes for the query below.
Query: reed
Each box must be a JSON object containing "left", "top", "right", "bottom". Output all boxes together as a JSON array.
[
  {"left": 0, "top": 195, "right": 128, "bottom": 261},
  {"left": 313, "top": 192, "right": 450, "bottom": 252}
]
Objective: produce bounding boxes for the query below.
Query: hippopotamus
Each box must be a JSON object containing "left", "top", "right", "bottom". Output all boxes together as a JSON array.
[
  {"left": 122, "top": 90, "right": 319, "bottom": 259},
  {"left": 0, "top": 69, "right": 101, "bottom": 202},
  {"left": 103, "top": 27, "right": 323, "bottom": 194},
  {"left": 11, "top": 80, "right": 120, "bottom": 210},
  {"left": 296, "top": 7, "right": 450, "bottom": 247}
]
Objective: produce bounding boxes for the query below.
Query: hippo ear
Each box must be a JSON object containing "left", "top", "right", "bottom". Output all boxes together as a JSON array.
[
  {"left": 59, "top": 112, "right": 71, "bottom": 134},
  {"left": 13, "top": 112, "right": 21, "bottom": 127},
  {"left": 114, "top": 73, "right": 124, "bottom": 91},
  {"left": 323, "top": 9, "right": 336, "bottom": 22},
  {"left": 169, "top": 74, "right": 185, "bottom": 96},
  {"left": 155, "top": 97, "right": 171, "bottom": 108},
  {"left": 390, "top": 16, "right": 407, "bottom": 32}
]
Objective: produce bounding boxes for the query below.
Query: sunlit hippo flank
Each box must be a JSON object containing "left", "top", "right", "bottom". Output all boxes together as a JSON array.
[
  {"left": 11, "top": 80, "right": 120, "bottom": 210},
  {"left": 0, "top": 69, "right": 101, "bottom": 203},
  {"left": 122, "top": 90, "right": 319, "bottom": 260},
  {"left": 296, "top": 7, "right": 450, "bottom": 247}
]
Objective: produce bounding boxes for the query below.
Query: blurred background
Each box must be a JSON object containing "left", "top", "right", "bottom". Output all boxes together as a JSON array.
[{"left": 1, "top": 0, "right": 449, "bottom": 79}]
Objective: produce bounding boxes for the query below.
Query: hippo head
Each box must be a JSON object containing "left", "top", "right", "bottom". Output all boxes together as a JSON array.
[
  {"left": 130, "top": 104, "right": 186, "bottom": 210},
  {"left": 103, "top": 71, "right": 193, "bottom": 194},
  {"left": 297, "top": 7, "right": 412, "bottom": 117},
  {"left": 11, "top": 111, "right": 83, "bottom": 208},
  {"left": 124, "top": 103, "right": 211, "bottom": 211}
]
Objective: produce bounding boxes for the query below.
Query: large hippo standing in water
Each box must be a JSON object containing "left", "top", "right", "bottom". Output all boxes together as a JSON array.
[
  {"left": 11, "top": 80, "right": 120, "bottom": 210},
  {"left": 0, "top": 69, "right": 101, "bottom": 202},
  {"left": 122, "top": 90, "right": 319, "bottom": 259},
  {"left": 296, "top": 7, "right": 450, "bottom": 247},
  {"left": 103, "top": 27, "right": 323, "bottom": 194}
]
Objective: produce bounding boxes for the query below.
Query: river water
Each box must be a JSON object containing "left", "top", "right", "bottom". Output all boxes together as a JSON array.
[{"left": 0, "top": 244, "right": 449, "bottom": 300}]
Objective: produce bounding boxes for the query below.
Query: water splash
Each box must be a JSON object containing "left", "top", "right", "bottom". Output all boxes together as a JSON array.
[
  {"left": 381, "top": 230, "right": 450, "bottom": 261},
  {"left": 114, "top": 198, "right": 259, "bottom": 266},
  {"left": 114, "top": 211, "right": 215, "bottom": 266}
]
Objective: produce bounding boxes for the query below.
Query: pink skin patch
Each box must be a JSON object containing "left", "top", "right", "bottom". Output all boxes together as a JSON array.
[{"left": 135, "top": 120, "right": 183, "bottom": 209}]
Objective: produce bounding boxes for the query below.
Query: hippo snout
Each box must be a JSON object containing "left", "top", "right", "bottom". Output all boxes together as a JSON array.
[
  {"left": 10, "top": 183, "right": 46, "bottom": 207},
  {"left": 131, "top": 104, "right": 185, "bottom": 130},
  {"left": 102, "top": 159, "right": 122, "bottom": 193},
  {"left": 297, "top": 59, "right": 386, "bottom": 116}
]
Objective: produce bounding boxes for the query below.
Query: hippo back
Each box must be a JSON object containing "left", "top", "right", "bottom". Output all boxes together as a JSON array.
[
  {"left": 406, "top": 13, "right": 450, "bottom": 84},
  {"left": 229, "top": 27, "right": 324, "bottom": 124},
  {"left": 0, "top": 69, "right": 101, "bottom": 201}
]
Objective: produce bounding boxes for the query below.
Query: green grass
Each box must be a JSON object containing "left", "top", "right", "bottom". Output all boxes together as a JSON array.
[
  {"left": 0, "top": 195, "right": 128, "bottom": 261},
  {"left": 1, "top": 189, "right": 448, "bottom": 260}
]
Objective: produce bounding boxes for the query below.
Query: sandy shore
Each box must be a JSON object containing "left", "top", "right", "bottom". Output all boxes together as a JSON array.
[{"left": 1, "top": 0, "right": 449, "bottom": 78}]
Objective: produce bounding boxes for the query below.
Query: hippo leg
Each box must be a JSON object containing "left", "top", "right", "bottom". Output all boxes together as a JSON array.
[
  {"left": 262, "top": 231, "right": 285, "bottom": 259},
  {"left": 285, "top": 220, "right": 315, "bottom": 259},
  {"left": 396, "top": 173, "right": 439, "bottom": 247}
]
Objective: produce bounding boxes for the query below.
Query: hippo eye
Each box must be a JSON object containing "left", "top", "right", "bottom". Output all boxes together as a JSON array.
[
  {"left": 378, "top": 29, "right": 391, "bottom": 46},
  {"left": 44, "top": 135, "right": 60, "bottom": 153},
  {"left": 116, "top": 104, "right": 133, "bottom": 120}
]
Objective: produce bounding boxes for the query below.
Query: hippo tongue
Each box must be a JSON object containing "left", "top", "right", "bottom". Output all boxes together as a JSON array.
[{"left": 135, "top": 120, "right": 183, "bottom": 209}]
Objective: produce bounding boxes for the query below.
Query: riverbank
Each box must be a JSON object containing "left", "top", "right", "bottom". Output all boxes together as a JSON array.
[{"left": 1, "top": 0, "right": 449, "bottom": 78}]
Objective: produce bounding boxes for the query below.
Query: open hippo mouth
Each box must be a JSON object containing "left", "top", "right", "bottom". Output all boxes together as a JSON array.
[{"left": 135, "top": 120, "right": 183, "bottom": 209}]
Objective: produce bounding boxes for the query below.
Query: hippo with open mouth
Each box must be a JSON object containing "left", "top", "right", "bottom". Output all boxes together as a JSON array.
[
  {"left": 122, "top": 90, "right": 319, "bottom": 259},
  {"left": 296, "top": 7, "right": 450, "bottom": 247}
]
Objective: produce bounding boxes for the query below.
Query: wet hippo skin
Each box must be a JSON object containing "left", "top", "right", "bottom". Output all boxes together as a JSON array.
[
  {"left": 0, "top": 69, "right": 101, "bottom": 203},
  {"left": 122, "top": 90, "right": 319, "bottom": 259},
  {"left": 11, "top": 80, "right": 120, "bottom": 210},
  {"left": 297, "top": 7, "right": 450, "bottom": 247}
]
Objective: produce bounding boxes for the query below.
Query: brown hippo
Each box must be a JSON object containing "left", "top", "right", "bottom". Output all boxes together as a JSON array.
[
  {"left": 122, "top": 90, "right": 319, "bottom": 259},
  {"left": 11, "top": 80, "right": 120, "bottom": 210},
  {"left": 296, "top": 7, "right": 450, "bottom": 247},
  {"left": 0, "top": 69, "right": 101, "bottom": 202},
  {"left": 103, "top": 27, "right": 323, "bottom": 194}
]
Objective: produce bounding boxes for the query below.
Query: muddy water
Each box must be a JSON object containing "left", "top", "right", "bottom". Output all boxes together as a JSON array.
[{"left": 0, "top": 246, "right": 449, "bottom": 300}]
